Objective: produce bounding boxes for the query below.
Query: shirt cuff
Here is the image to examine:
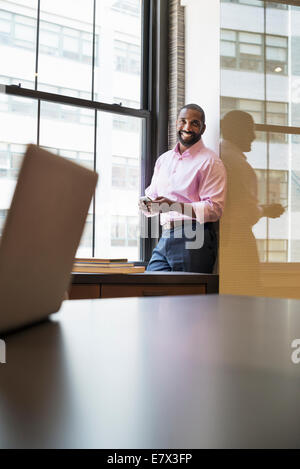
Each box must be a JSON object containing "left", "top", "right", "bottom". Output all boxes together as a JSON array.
[{"left": 192, "top": 200, "right": 223, "bottom": 223}]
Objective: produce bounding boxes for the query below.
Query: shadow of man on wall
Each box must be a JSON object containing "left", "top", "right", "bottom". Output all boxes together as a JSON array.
[{"left": 219, "top": 110, "right": 285, "bottom": 296}]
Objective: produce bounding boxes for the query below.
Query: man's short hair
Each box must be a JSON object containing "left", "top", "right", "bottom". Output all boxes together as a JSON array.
[{"left": 178, "top": 103, "right": 206, "bottom": 124}]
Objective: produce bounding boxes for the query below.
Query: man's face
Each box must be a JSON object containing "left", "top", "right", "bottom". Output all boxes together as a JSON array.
[{"left": 176, "top": 108, "right": 206, "bottom": 148}]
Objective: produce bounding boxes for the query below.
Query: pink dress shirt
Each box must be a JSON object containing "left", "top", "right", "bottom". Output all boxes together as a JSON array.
[{"left": 144, "top": 139, "right": 227, "bottom": 225}]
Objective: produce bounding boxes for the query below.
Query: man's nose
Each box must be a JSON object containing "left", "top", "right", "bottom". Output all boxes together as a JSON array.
[{"left": 183, "top": 121, "right": 192, "bottom": 131}]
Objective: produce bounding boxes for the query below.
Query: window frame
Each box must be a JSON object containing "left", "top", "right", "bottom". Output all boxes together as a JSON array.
[{"left": 221, "top": 27, "right": 288, "bottom": 75}]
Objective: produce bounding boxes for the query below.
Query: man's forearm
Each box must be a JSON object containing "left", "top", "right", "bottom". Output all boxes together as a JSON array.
[{"left": 179, "top": 202, "right": 196, "bottom": 219}]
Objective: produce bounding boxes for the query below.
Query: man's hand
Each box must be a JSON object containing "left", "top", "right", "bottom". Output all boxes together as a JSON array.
[
  {"left": 261, "top": 203, "right": 285, "bottom": 218},
  {"left": 138, "top": 196, "right": 152, "bottom": 213},
  {"left": 151, "top": 197, "right": 177, "bottom": 213}
]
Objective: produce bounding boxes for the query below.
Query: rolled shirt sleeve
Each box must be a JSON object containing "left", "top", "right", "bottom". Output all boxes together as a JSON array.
[{"left": 192, "top": 158, "right": 227, "bottom": 224}]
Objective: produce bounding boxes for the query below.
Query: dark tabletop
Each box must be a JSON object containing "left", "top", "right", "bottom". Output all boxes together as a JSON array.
[{"left": 1, "top": 294, "right": 300, "bottom": 448}]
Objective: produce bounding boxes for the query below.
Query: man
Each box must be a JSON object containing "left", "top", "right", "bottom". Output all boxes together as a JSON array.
[
  {"left": 219, "top": 110, "right": 285, "bottom": 295},
  {"left": 139, "top": 103, "right": 227, "bottom": 272}
]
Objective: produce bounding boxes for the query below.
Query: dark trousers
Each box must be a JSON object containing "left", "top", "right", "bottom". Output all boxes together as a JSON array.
[{"left": 146, "top": 222, "right": 217, "bottom": 273}]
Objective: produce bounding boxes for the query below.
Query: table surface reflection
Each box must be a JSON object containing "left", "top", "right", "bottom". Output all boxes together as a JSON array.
[{"left": 1, "top": 294, "right": 300, "bottom": 449}]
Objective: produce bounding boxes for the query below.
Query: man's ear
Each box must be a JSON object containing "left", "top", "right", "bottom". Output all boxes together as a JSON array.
[{"left": 201, "top": 123, "right": 206, "bottom": 135}]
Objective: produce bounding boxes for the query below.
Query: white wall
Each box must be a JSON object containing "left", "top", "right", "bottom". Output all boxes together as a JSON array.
[{"left": 184, "top": 0, "right": 220, "bottom": 154}]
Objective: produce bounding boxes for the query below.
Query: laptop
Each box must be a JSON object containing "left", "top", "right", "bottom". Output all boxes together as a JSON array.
[{"left": 0, "top": 144, "right": 98, "bottom": 334}]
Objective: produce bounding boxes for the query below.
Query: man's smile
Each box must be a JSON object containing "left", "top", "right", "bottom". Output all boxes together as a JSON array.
[{"left": 180, "top": 131, "right": 195, "bottom": 138}]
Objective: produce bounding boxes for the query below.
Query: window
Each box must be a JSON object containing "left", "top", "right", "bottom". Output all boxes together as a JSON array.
[
  {"left": 0, "top": 209, "right": 8, "bottom": 236},
  {"left": 222, "top": 0, "right": 288, "bottom": 8},
  {"left": 220, "top": 0, "right": 300, "bottom": 266},
  {"left": 112, "top": 156, "right": 139, "bottom": 190},
  {"left": 114, "top": 39, "right": 140, "bottom": 75},
  {"left": 0, "top": 0, "right": 166, "bottom": 261},
  {"left": 256, "top": 239, "right": 288, "bottom": 262},
  {"left": 79, "top": 213, "right": 93, "bottom": 248},
  {"left": 255, "top": 169, "right": 288, "bottom": 207},
  {"left": 0, "top": 9, "right": 96, "bottom": 64},
  {"left": 221, "top": 29, "right": 288, "bottom": 75},
  {"left": 113, "top": 98, "right": 140, "bottom": 131},
  {"left": 111, "top": 216, "right": 138, "bottom": 247},
  {"left": 112, "top": 0, "right": 140, "bottom": 17},
  {"left": 0, "top": 142, "right": 25, "bottom": 178},
  {"left": 221, "top": 96, "right": 288, "bottom": 141}
]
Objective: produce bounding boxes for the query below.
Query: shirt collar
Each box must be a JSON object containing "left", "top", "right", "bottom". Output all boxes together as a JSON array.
[{"left": 174, "top": 139, "right": 205, "bottom": 158}]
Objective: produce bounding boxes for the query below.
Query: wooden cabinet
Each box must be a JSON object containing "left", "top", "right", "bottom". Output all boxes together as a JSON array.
[
  {"left": 101, "top": 283, "right": 206, "bottom": 298},
  {"left": 69, "top": 284, "right": 100, "bottom": 300},
  {"left": 69, "top": 272, "right": 218, "bottom": 300}
]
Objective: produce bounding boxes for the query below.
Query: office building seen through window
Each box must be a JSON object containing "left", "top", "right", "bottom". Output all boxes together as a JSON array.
[
  {"left": 0, "top": 0, "right": 143, "bottom": 260},
  {"left": 221, "top": 0, "right": 300, "bottom": 263}
]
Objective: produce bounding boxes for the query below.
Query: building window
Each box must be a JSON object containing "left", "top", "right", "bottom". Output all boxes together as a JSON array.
[
  {"left": 112, "top": 156, "right": 139, "bottom": 190},
  {"left": 0, "top": 209, "right": 8, "bottom": 236},
  {"left": 0, "top": 10, "right": 97, "bottom": 65},
  {"left": 221, "top": 28, "right": 288, "bottom": 75},
  {"left": 0, "top": 142, "right": 25, "bottom": 178},
  {"left": 255, "top": 169, "right": 288, "bottom": 208},
  {"left": 112, "top": 0, "right": 140, "bottom": 17},
  {"left": 113, "top": 98, "right": 140, "bottom": 130},
  {"left": 221, "top": 96, "right": 288, "bottom": 142},
  {"left": 111, "top": 216, "right": 138, "bottom": 247},
  {"left": 222, "top": 0, "right": 288, "bottom": 9},
  {"left": 256, "top": 239, "right": 288, "bottom": 262},
  {"left": 79, "top": 213, "right": 93, "bottom": 248},
  {"left": 114, "top": 39, "right": 140, "bottom": 75}
]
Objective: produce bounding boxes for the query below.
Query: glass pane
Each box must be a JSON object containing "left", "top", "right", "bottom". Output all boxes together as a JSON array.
[
  {"left": 240, "top": 99, "right": 261, "bottom": 111},
  {"left": 239, "top": 32, "right": 261, "bottom": 44},
  {"left": 221, "top": 29, "right": 236, "bottom": 41},
  {"left": 39, "top": 101, "right": 95, "bottom": 256},
  {"left": 38, "top": 0, "right": 94, "bottom": 99},
  {"left": 95, "top": 112, "right": 143, "bottom": 260},
  {"left": 0, "top": 95, "right": 37, "bottom": 235},
  {"left": 221, "top": 41, "right": 236, "bottom": 57},
  {"left": 267, "top": 101, "right": 287, "bottom": 113},
  {"left": 266, "top": 46, "right": 286, "bottom": 62},
  {"left": 240, "top": 43, "right": 261, "bottom": 56},
  {"left": 239, "top": 0, "right": 262, "bottom": 6},
  {"left": 266, "top": 35, "right": 287, "bottom": 47},
  {"left": 0, "top": 1, "right": 37, "bottom": 88},
  {"left": 94, "top": 0, "right": 142, "bottom": 108}
]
